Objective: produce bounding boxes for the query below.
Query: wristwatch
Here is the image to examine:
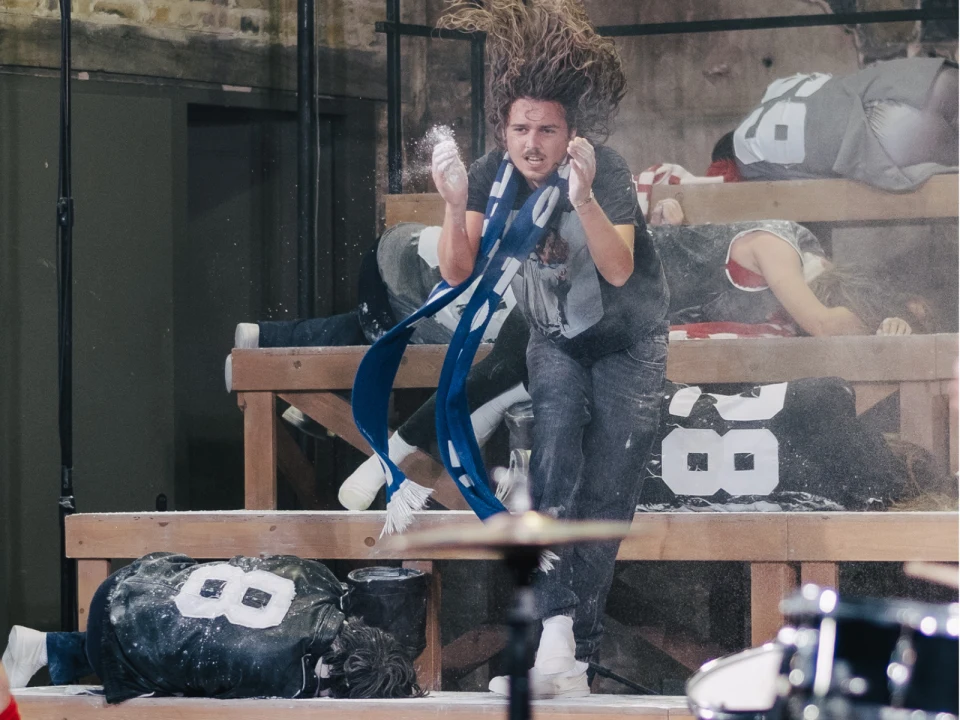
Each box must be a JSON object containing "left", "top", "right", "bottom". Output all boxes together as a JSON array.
[{"left": 572, "top": 189, "right": 595, "bottom": 210}]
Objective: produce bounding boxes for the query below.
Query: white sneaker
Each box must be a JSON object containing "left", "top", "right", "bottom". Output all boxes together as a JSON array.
[
  {"left": 488, "top": 662, "right": 590, "bottom": 699},
  {"left": 2, "top": 625, "right": 48, "bottom": 688},
  {"left": 224, "top": 354, "right": 233, "bottom": 393},
  {"left": 338, "top": 455, "right": 388, "bottom": 510},
  {"left": 234, "top": 323, "right": 259, "bottom": 349}
]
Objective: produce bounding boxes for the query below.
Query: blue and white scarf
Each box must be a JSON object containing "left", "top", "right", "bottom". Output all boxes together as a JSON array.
[{"left": 352, "top": 153, "right": 569, "bottom": 534}]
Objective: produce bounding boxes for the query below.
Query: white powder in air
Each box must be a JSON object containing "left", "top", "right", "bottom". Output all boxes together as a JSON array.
[{"left": 403, "top": 124, "right": 463, "bottom": 188}]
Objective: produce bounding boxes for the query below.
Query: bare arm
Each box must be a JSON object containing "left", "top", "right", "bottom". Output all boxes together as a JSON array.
[
  {"left": 745, "top": 232, "right": 869, "bottom": 336},
  {"left": 576, "top": 202, "right": 634, "bottom": 286},
  {"left": 438, "top": 208, "right": 484, "bottom": 287},
  {"left": 568, "top": 138, "right": 634, "bottom": 287}
]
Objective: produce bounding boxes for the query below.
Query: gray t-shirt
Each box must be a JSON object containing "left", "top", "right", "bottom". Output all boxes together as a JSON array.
[{"left": 467, "top": 146, "right": 668, "bottom": 363}]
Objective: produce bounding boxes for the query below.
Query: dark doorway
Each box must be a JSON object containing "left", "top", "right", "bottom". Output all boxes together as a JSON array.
[{"left": 178, "top": 102, "right": 376, "bottom": 511}]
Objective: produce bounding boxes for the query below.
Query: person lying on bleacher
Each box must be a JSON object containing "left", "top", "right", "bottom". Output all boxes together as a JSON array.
[
  {"left": 707, "top": 57, "right": 957, "bottom": 191},
  {"left": 1, "top": 553, "right": 423, "bottom": 703},
  {"left": 328, "top": 216, "right": 931, "bottom": 510}
]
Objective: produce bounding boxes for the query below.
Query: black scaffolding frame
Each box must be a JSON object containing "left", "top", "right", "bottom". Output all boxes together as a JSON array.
[{"left": 374, "top": 3, "right": 958, "bottom": 193}]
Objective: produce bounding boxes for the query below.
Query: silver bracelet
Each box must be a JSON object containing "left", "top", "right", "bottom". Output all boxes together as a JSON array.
[{"left": 572, "top": 189, "right": 595, "bottom": 210}]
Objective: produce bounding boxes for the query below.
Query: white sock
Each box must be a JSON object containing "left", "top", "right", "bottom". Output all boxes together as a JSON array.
[
  {"left": 338, "top": 432, "right": 417, "bottom": 510},
  {"left": 534, "top": 615, "right": 577, "bottom": 675}
]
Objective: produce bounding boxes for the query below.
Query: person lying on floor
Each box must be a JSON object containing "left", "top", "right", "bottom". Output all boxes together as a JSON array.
[
  {"left": 1, "top": 553, "right": 422, "bottom": 703},
  {"left": 336, "top": 213, "right": 932, "bottom": 510},
  {"left": 707, "top": 57, "right": 958, "bottom": 191}
]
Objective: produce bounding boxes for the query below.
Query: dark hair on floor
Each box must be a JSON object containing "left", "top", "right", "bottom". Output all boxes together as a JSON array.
[
  {"left": 806, "top": 265, "right": 937, "bottom": 334},
  {"left": 439, "top": 0, "right": 626, "bottom": 144},
  {"left": 322, "top": 618, "right": 425, "bottom": 699},
  {"left": 711, "top": 131, "right": 736, "bottom": 162},
  {"left": 885, "top": 437, "right": 957, "bottom": 511}
]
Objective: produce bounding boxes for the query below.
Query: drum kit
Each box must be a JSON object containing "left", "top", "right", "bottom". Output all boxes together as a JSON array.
[{"left": 392, "top": 513, "right": 959, "bottom": 720}]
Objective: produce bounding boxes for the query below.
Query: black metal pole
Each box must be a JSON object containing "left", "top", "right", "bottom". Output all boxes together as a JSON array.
[
  {"left": 375, "top": 6, "right": 956, "bottom": 40},
  {"left": 470, "top": 33, "right": 485, "bottom": 162},
  {"left": 386, "top": 0, "right": 403, "bottom": 193},
  {"left": 504, "top": 549, "right": 539, "bottom": 720},
  {"left": 56, "top": 0, "right": 77, "bottom": 633},
  {"left": 296, "top": 0, "right": 316, "bottom": 318}
]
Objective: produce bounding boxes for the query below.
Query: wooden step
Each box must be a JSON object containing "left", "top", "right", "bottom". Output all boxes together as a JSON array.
[{"left": 15, "top": 687, "right": 695, "bottom": 720}]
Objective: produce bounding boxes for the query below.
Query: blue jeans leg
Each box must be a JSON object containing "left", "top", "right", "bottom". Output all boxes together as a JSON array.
[
  {"left": 46, "top": 632, "right": 92, "bottom": 685},
  {"left": 527, "top": 332, "right": 667, "bottom": 660},
  {"left": 526, "top": 330, "right": 593, "bottom": 621},
  {"left": 570, "top": 334, "right": 667, "bottom": 660},
  {"left": 257, "top": 311, "right": 366, "bottom": 348}
]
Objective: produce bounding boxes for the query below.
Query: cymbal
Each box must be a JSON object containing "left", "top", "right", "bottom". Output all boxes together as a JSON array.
[
  {"left": 387, "top": 511, "right": 631, "bottom": 552},
  {"left": 904, "top": 561, "right": 959, "bottom": 588}
]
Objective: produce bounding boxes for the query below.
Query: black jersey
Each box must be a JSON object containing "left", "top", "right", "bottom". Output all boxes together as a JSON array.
[
  {"left": 98, "top": 553, "right": 347, "bottom": 703},
  {"left": 639, "top": 377, "right": 906, "bottom": 510}
]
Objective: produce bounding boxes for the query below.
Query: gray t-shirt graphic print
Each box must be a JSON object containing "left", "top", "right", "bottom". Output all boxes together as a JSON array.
[{"left": 517, "top": 210, "right": 603, "bottom": 340}]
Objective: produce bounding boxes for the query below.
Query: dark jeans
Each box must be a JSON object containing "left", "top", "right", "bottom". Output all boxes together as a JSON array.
[
  {"left": 258, "top": 311, "right": 367, "bottom": 348},
  {"left": 526, "top": 330, "right": 667, "bottom": 661},
  {"left": 46, "top": 570, "right": 121, "bottom": 684},
  {"left": 398, "top": 309, "right": 531, "bottom": 449}
]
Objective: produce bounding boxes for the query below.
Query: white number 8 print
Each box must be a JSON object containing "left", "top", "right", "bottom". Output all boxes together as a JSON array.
[
  {"left": 661, "top": 428, "right": 779, "bottom": 497},
  {"left": 174, "top": 564, "right": 296, "bottom": 629}
]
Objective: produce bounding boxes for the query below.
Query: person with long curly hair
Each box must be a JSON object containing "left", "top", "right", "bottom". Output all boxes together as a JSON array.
[{"left": 432, "top": 0, "right": 669, "bottom": 698}]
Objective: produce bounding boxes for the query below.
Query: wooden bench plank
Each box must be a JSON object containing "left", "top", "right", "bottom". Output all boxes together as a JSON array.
[
  {"left": 232, "top": 336, "right": 954, "bottom": 392},
  {"left": 650, "top": 174, "right": 959, "bottom": 224},
  {"left": 384, "top": 175, "right": 959, "bottom": 227},
  {"left": 65, "top": 511, "right": 959, "bottom": 563},
  {"left": 233, "top": 345, "right": 490, "bottom": 392},
  {"left": 13, "top": 688, "right": 693, "bottom": 720}
]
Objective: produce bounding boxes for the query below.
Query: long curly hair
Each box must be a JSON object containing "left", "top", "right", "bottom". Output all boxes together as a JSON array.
[
  {"left": 807, "top": 265, "right": 937, "bottom": 334},
  {"left": 322, "top": 618, "right": 425, "bottom": 699},
  {"left": 439, "top": 0, "right": 626, "bottom": 144}
]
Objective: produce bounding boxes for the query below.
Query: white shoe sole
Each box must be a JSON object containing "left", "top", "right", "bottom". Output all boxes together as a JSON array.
[
  {"left": 224, "top": 354, "right": 233, "bottom": 393},
  {"left": 2, "top": 625, "right": 47, "bottom": 689},
  {"left": 488, "top": 665, "right": 590, "bottom": 699}
]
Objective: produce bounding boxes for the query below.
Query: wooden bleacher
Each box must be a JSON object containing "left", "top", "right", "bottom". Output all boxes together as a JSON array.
[
  {"left": 14, "top": 686, "right": 695, "bottom": 720},
  {"left": 63, "top": 510, "right": 959, "bottom": 670},
  {"left": 233, "top": 334, "right": 960, "bottom": 508},
  {"left": 42, "top": 177, "right": 956, "bottom": 717},
  {"left": 384, "top": 175, "right": 959, "bottom": 226}
]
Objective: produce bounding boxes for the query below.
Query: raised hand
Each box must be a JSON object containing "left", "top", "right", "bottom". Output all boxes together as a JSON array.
[
  {"left": 432, "top": 139, "right": 468, "bottom": 208},
  {"left": 567, "top": 136, "right": 597, "bottom": 207}
]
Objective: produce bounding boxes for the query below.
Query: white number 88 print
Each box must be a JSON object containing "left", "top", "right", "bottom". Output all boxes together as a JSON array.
[
  {"left": 660, "top": 383, "right": 786, "bottom": 496},
  {"left": 174, "top": 564, "right": 296, "bottom": 629}
]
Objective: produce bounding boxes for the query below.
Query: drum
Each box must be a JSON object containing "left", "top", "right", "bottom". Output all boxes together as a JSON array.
[
  {"left": 687, "top": 643, "right": 785, "bottom": 720},
  {"left": 777, "top": 585, "right": 959, "bottom": 718}
]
